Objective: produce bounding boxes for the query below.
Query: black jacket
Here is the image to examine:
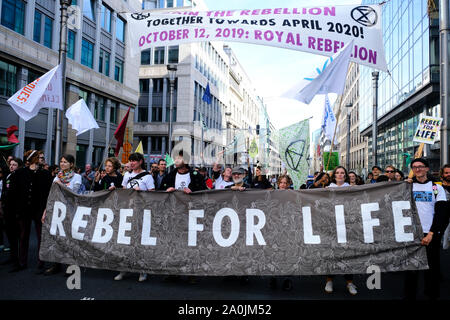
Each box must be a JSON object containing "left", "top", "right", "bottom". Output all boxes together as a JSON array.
[
  {"left": 8, "top": 167, "right": 53, "bottom": 218},
  {"left": 160, "top": 167, "right": 207, "bottom": 192},
  {"left": 94, "top": 173, "right": 123, "bottom": 191},
  {"left": 251, "top": 175, "right": 273, "bottom": 189},
  {"left": 153, "top": 171, "right": 168, "bottom": 190}
]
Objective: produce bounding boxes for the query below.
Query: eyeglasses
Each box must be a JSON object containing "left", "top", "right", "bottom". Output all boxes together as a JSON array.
[
  {"left": 385, "top": 170, "right": 394, "bottom": 173},
  {"left": 39, "top": 156, "right": 45, "bottom": 159},
  {"left": 412, "top": 166, "right": 426, "bottom": 170}
]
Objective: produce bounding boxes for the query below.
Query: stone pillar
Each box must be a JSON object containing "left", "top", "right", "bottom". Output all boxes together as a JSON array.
[
  {"left": 15, "top": 67, "right": 28, "bottom": 158},
  {"left": 93, "top": 0, "right": 102, "bottom": 71},
  {"left": 104, "top": 99, "right": 111, "bottom": 160},
  {"left": 110, "top": 12, "right": 117, "bottom": 80},
  {"left": 65, "top": 84, "right": 80, "bottom": 158},
  {"left": 25, "top": 0, "right": 36, "bottom": 39}
]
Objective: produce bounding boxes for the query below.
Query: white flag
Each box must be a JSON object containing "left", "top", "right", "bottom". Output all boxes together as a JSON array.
[
  {"left": 282, "top": 40, "right": 354, "bottom": 105},
  {"left": 7, "top": 64, "right": 63, "bottom": 121},
  {"left": 65, "top": 99, "right": 99, "bottom": 136},
  {"left": 322, "top": 94, "right": 337, "bottom": 143}
]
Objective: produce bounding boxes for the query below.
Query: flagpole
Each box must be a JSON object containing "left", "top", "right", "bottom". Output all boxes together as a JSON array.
[
  {"left": 55, "top": 0, "right": 71, "bottom": 165},
  {"left": 325, "top": 95, "right": 344, "bottom": 172}
]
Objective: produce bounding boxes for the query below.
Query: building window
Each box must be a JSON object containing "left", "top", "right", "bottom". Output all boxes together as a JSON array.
[
  {"left": 154, "top": 47, "right": 165, "bottom": 64},
  {"left": 115, "top": 59, "right": 123, "bottom": 83},
  {"left": 138, "top": 107, "right": 148, "bottom": 122},
  {"left": 81, "top": 38, "right": 94, "bottom": 68},
  {"left": 139, "top": 79, "right": 150, "bottom": 93},
  {"left": 33, "top": 11, "right": 53, "bottom": 49},
  {"left": 34, "top": 11, "right": 42, "bottom": 43},
  {"left": 116, "top": 17, "right": 125, "bottom": 42},
  {"left": 141, "top": 49, "right": 151, "bottom": 65},
  {"left": 152, "top": 107, "right": 162, "bottom": 122},
  {"left": 151, "top": 136, "right": 162, "bottom": 153},
  {"left": 167, "top": 0, "right": 174, "bottom": 7},
  {"left": 159, "top": 0, "right": 165, "bottom": 8},
  {"left": 100, "top": 3, "right": 112, "bottom": 32},
  {"left": 1, "top": 0, "right": 25, "bottom": 35},
  {"left": 44, "top": 16, "right": 53, "bottom": 49},
  {"left": 95, "top": 96, "right": 105, "bottom": 121},
  {"left": 99, "top": 49, "right": 110, "bottom": 76},
  {"left": 0, "top": 59, "right": 17, "bottom": 97},
  {"left": 152, "top": 78, "right": 163, "bottom": 92},
  {"left": 110, "top": 101, "right": 118, "bottom": 124},
  {"left": 67, "top": 30, "right": 76, "bottom": 59},
  {"left": 83, "top": 0, "right": 96, "bottom": 21},
  {"left": 168, "top": 46, "right": 179, "bottom": 63}
]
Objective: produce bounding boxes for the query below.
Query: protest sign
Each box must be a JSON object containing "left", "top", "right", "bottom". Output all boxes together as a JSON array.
[
  {"left": 413, "top": 115, "right": 443, "bottom": 144},
  {"left": 126, "top": 5, "right": 387, "bottom": 71},
  {"left": 40, "top": 182, "right": 428, "bottom": 276}
]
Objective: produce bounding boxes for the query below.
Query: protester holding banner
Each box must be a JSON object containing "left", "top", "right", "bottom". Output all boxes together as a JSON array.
[
  {"left": 153, "top": 159, "right": 167, "bottom": 190},
  {"left": 251, "top": 166, "right": 272, "bottom": 189},
  {"left": 226, "top": 167, "right": 251, "bottom": 191},
  {"left": 440, "top": 164, "right": 450, "bottom": 195},
  {"left": 269, "top": 175, "right": 294, "bottom": 291},
  {"left": 404, "top": 158, "right": 448, "bottom": 300},
  {"left": 212, "top": 163, "right": 234, "bottom": 190},
  {"left": 114, "top": 152, "right": 154, "bottom": 282},
  {"left": 43, "top": 154, "right": 82, "bottom": 275},
  {"left": 7, "top": 150, "right": 52, "bottom": 273},
  {"left": 324, "top": 166, "right": 357, "bottom": 295},
  {"left": 161, "top": 152, "right": 206, "bottom": 193},
  {"left": 394, "top": 169, "right": 405, "bottom": 181},
  {"left": 308, "top": 172, "right": 330, "bottom": 189},
  {"left": 93, "top": 157, "right": 123, "bottom": 191}
]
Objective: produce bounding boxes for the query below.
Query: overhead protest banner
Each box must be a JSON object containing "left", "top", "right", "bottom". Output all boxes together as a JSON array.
[
  {"left": 126, "top": 5, "right": 387, "bottom": 71},
  {"left": 412, "top": 115, "right": 443, "bottom": 144},
  {"left": 40, "top": 181, "right": 427, "bottom": 276},
  {"left": 279, "top": 119, "right": 310, "bottom": 189}
]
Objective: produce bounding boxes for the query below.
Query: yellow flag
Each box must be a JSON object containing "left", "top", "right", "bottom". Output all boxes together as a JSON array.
[{"left": 135, "top": 141, "right": 144, "bottom": 154}]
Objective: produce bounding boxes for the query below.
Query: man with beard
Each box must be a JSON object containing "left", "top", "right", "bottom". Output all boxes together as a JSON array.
[
  {"left": 226, "top": 167, "right": 251, "bottom": 191},
  {"left": 440, "top": 164, "right": 450, "bottom": 195}
]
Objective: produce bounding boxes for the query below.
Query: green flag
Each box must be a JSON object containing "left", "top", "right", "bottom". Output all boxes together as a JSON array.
[
  {"left": 279, "top": 119, "right": 310, "bottom": 189},
  {"left": 323, "top": 152, "right": 339, "bottom": 171},
  {"left": 0, "top": 143, "right": 19, "bottom": 150},
  {"left": 165, "top": 153, "right": 174, "bottom": 167},
  {"left": 249, "top": 139, "right": 258, "bottom": 158}
]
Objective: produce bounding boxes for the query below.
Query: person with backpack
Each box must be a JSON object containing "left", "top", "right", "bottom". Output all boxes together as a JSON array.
[{"left": 114, "top": 152, "right": 154, "bottom": 282}]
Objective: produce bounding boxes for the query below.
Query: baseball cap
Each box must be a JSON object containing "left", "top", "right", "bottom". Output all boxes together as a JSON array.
[{"left": 232, "top": 167, "right": 245, "bottom": 174}]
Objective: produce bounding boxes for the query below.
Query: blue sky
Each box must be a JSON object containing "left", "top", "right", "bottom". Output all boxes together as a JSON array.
[{"left": 202, "top": 0, "right": 362, "bottom": 131}]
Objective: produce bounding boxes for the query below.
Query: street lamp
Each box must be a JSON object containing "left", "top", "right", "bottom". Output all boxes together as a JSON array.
[
  {"left": 346, "top": 103, "right": 352, "bottom": 170},
  {"left": 167, "top": 64, "right": 177, "bottom": 158},
  {"left": 55, "top": 0, "right": 71, "bottom": 165}
]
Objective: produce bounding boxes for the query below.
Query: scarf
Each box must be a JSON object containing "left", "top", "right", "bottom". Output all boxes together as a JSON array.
[{"left": 57, "top": 170, "right": 75, "bottom": 185}]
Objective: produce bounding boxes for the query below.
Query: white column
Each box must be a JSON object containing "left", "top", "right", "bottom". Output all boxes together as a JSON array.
[
  {"left": 25, "top": 0, "right": 36, "bottom": 39},
  {"left": 53, "top": 0, "right": 61, "bottom": 50}
]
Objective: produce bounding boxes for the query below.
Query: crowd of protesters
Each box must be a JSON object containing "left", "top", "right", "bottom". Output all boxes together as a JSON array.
[{"left": 0, "top": 149, "right": 449, "bottom": 299}]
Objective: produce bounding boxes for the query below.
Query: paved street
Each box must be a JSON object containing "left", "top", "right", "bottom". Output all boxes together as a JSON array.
[{"left": 0, "top": 227, "right": 449, "bottom": 301}]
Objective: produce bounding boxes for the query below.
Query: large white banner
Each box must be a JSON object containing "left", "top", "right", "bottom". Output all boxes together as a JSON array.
[{"left": 127, "top": 5, "right": 387, "bottom": 71}]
